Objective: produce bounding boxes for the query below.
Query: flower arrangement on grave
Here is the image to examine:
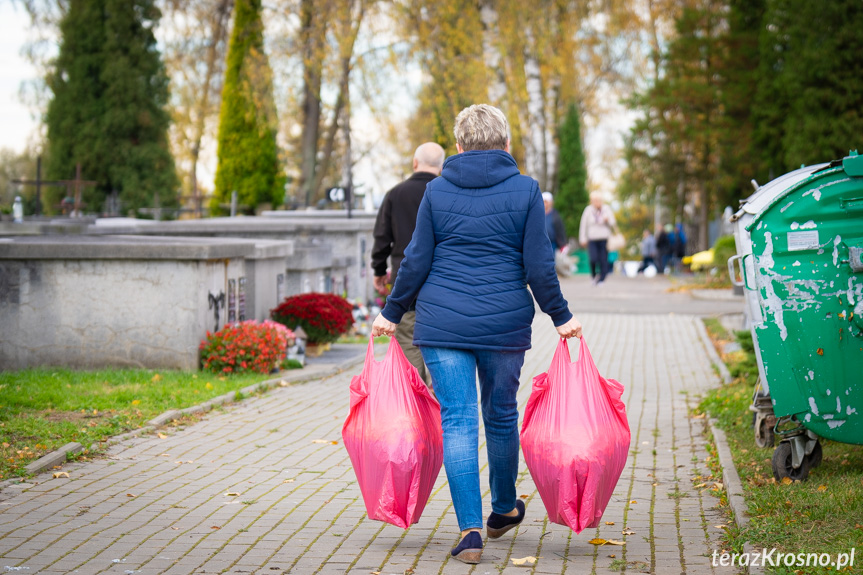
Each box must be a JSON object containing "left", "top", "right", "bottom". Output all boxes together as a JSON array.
[
  {"left": 270, "top": 292, "right": 354, "bottom": 345},
  {"left": 200, "top": 320, "right": 294, "bottom": 374}
]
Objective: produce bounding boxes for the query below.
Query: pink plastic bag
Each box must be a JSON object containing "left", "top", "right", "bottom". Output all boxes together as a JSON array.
[
  {"left": 341, "top": 337, "right": 443, "bottom": 529},
  {"left": 520, "top": 337, "right": 631, "bottom": 533}
]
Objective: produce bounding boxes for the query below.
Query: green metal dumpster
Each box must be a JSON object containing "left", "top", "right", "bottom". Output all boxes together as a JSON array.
[
  {"left": 570, "top": 248, "right": 592, "bottom": 274},
  {"left": 737, "top": 152, "right": 863, "bottom": 481}
]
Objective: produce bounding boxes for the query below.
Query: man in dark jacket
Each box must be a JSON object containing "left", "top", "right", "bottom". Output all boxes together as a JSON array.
[
  {"left": 542, "top": 192, "right": 567, "bottom": 252},
  {"left": 370, "top": 142, "right": 445, "bottom": 385},
  {"left": 372, "top": 104, "right": 581, "bottom": 564}
]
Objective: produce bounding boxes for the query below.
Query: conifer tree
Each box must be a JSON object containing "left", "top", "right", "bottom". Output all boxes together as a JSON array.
[
  {"left": 754, "top": 0, "right": 863, "bottom": 174},
  {"left": 212, "top": 0, "right": 284, "bottom": 214},
  {"left": 45, "top": 0, "right": 178, "bottom": 216},
  {"left": 555, "top": 103, "right": 589, "bottom": 239}
]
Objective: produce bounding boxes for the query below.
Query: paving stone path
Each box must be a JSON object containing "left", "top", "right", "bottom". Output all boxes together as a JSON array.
[{"left": 0, "top": 275, "right": 739, "bottom": 574}]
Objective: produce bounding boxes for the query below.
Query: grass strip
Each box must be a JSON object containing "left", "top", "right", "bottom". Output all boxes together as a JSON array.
[
  {"left": 697, "top": 320, "right": 863, "bottom": 574},
  {"left": 0, "top": 368, "right": 274, "bottom": 480}
]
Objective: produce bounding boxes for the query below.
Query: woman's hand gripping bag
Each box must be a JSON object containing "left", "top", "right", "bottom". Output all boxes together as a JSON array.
[
  {"left": 520, "top": 337, "right": 631, "bottom": 533},
  {"left": 341, "top": 337, "right": 443, "bottom": 529}
]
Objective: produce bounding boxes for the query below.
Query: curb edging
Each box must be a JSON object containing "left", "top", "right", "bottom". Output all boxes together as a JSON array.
[
  {"left": 695, "top": 317, "right": 733, "bottom": 384},
  {"left": 0, "top": 348, "right": 373, "bottom": 492},
  {"left": 697, "top": 315, "right": 763, "bottom": 575}
]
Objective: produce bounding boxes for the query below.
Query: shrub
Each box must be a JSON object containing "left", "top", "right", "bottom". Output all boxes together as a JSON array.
[
  {"left": 712, "top": 234, "right": 738, "bottom": 278},
  {"left": 200, "top": 320, "right": 293, "bottom": 375},
  {"left": 270, "top": 292, "right": 354, "bottom": 344}
]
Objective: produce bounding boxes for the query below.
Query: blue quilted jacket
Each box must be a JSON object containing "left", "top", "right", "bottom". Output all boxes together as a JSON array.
[{"left": 381, "top": 149, "right": 572, "bottom": 351}]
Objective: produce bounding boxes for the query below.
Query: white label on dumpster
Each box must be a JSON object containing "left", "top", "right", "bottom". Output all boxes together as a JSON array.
[{"left": 787, "top": 230, "right": 819, "bottom": 251}]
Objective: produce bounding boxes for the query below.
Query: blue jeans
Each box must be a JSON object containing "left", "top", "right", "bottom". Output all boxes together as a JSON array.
[
  {"left": 588, "top": 239, "right": 609, "bottom": 281},
  {"left": 420, "top": 346, "right": 526, "bottom": 531}
]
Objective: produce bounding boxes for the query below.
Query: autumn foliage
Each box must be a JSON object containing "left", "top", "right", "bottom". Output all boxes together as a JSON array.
[
  {"left": 200, "top": 320, "right": 293, "bottom": 374},
  {"left": 270, "top": 293, "right": 354, "bottom": 344}
]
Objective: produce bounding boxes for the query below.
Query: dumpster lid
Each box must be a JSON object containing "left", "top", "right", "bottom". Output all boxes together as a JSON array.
[{"left": 731, "top": 163, "right": 828, "bottom": 221}]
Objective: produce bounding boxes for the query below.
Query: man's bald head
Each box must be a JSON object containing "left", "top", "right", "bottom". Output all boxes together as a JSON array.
[{"left": 413, "top": 142, "right": 445, "bottom": 175}]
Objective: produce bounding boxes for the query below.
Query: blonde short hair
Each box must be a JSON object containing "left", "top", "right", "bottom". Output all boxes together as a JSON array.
[{"left": 453, "top": 104, "right": 508, "bottom": 151}]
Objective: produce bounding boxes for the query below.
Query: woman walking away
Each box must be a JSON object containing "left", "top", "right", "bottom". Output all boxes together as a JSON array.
[
  {"left": 578, "top": 192, "right": 616, "bottom": 284},
  {"left": 371, "top": 104, "right": 582, "bottom": 565}
]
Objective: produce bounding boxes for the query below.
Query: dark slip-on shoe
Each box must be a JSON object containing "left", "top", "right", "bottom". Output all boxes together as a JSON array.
[
  {"left": 486, "top": 499, "right": 525, "bottom": 539},
  {"left": 451, "top": 531, "right": 483, "bottom": 564}
]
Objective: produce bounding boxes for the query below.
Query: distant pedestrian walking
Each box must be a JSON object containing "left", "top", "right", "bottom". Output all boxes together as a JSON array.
[
  {"left": 638, "top": 229, "right": 656, "bottom": 273},
  {"left": 673, "top": 223, "right": 687, "bottom": 273},
  {"left": 542, "top": 192, "right": 567, "bottom": 253},
  {"left": 578, "top": 192, "right": 616, "bottom": 284},
  {"left": 371, "top": 142, "right": 445, "bottom": 386},
  {"left": 656, "top": 224, "right": 673, "bottom": 274},
  {"left": 372, "top": 104, "right": 582, "bottom": 565}
]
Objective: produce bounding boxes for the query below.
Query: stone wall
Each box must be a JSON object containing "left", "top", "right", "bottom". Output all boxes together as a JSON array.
[{"left": 0, "top": 236, "right": 292, "bottom": 370}]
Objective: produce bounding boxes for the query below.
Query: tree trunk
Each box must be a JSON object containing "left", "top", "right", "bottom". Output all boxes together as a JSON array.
[
  {"left": 298, "top": 0, "right": 325, "bottom": 207},
  {"left": 312, "top": 2, "right": 364, "bottom": 200},
  {"left": 190, "top": 0, "right": 232, "bottom": 217}
]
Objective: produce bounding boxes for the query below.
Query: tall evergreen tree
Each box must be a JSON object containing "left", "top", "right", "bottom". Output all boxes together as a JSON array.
[
  {"left": 45, "top": 0, "right": 178, "bottom": 216},
  {"left": 212, "top": 0, "right": 284, "bottom": 214},
  {"left": 716, "top": 0, "right": 765, "bottom": 202},
  {"left": 555, "top": 103, "right": 589, "bottom": 239},
  {"left": 757, "top": 0, "right": 863, "bottom": 174}
]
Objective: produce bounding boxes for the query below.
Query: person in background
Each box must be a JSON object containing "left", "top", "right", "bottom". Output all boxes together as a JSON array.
[
  {"left": 638, "top": 228, "right": 656, "bottom": 273},
  {"left": 578, "top": 191, "right": 616, "bottom": 285},
  {"left": 673, "top": 222, "right": 687, "bottom": 273},
  {"left": 371, "top": 104, "right": 582, "bottom": 565},
  {"left": 370, "top": 142, "right": 446, "bottom": 386},
  {"left": 656, "top": 223, "right": 673, "bottom": 274},
  {"left": 542, "top": 192, "right": 567, "bottom": 253}
]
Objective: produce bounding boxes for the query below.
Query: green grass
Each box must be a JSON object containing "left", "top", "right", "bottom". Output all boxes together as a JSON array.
[
  {"left": 0, "top": 368, "right": 273, "bottom": 480},
  {"left": 698, "top": 321, "right": 863, "bottom": 574}
]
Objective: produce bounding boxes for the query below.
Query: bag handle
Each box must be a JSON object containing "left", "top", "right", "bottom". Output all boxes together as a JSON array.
[
  {"left": 577, "top": 336, "right": 625, "bottom": 404},
  {"left": 348, "top": 336, "right": 377, "bottom": 408}
]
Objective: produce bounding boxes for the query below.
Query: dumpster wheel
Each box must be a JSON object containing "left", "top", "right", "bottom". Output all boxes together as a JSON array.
[
  {"left": 772, "top": 441, "right": 810, "bottom": 482},
  {"left": 753, "top": 413, "right": 776, "bottom": 448},
  {"left": 808, "top": 440, "right": 823, "bottom": 468}
]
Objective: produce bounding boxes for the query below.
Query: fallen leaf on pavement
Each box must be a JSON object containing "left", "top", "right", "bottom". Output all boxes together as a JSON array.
[
  {"left": 283, "top": 479, "right": 294, "bottom": 483},
  {"left": 604, "top": 521, "right": 615, "bottom": 525},
  {"left": 511, "top": 556, "right": 537, "bottom": 566},
  {"left": 279, "top": 380, "right": 289, "bottom": 387},
  {"left": 158, "top": 433, "right": 167, "bottom": 439},
  {"left": 588, "top": 538, "right": 625, "bottom": 546},
  {"left": 629, "top": 500, "right": 637, "bottom": 504},
  {"left": 211, "top": 526, "right": 221, "bottom": 530},
  {"left": 608, "top": 554, "right": 616, "bottom": 558},
  {"left": 312, "top": 439, "right": 330, "bottom": 444},
  {"left": 171, "top": 527, "right": 179, "bottom": 530},
  {"left": 622, "top": 529, "right": 635, "bottom": 535},
  {"left": 53, "top": 472, "right": 70, "bottom": 479},
  {"left": 126, "top": 493, "right": 136, "bottom": 497},
  {"left": 225, "top": 492, "right": 241, "bottom": 497}
]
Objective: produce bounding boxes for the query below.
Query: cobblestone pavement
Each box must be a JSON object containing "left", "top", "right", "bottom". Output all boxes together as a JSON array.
[{"left": 0, "top": 275, "right": 733, "bottom": 574}]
